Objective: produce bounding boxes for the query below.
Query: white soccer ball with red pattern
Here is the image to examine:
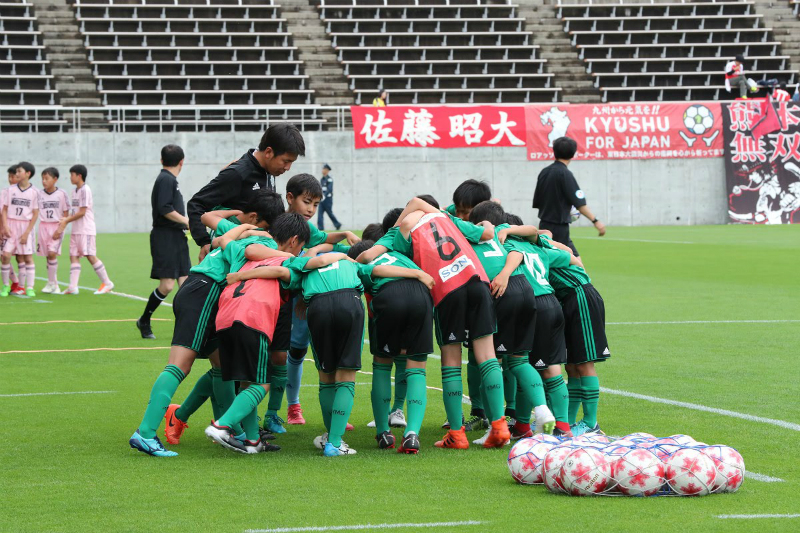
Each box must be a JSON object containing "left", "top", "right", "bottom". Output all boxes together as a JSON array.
[
  {"left": 665, "top": 447, "right": 717, "bottom": 496},
  {"left": 507, "top": 438, "right": 555, "bottom": 485},
  {"left": 573, "top": 434, "right": 611, "bottom": 446},
  {"left": 543, "top": 444, "right": 576, "bottom": 494},
  {"left": 612, "top": 448, "right": 666, "bottom": 497},
  {"left": 560, "top": 447, "right": 613, "bottom": 496},
  {"left": 529, "top": 433, "right": 562, "bottom": 445},
  {"left": 624, "top": 432, "right": 656, "bottom": 442},
  {"left": 650, "top": 438, "right": 682, "bottom": 461},
  {"left": 702, "top": 445, "right": 745, "bottom": 493},
  {"left": 669, "top": 434, "right": 698, "bottom": 446}
]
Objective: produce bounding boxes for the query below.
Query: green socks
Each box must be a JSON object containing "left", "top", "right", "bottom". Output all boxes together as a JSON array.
[
  {"left": 211, "top": 366, "right": 242, "bottom": 434},
  {"left": 391, "top": 356, "right": 407, "bottom": 412},
  {"left": 371, "top": 362, "right": 393, "bottom": 434},
  {"left": 242, "top": 407, "right": 260, "bottom": 442},
  {"left": 139, "top": 364, "right": 185, "bottom": 439},
  {"left": 502, "top": 355, "right": 517, "bottom": 413},
  {"left": 175, "top": 368, "right": 213, "bottom": 423},
  {"left": 318, "top": 382, "right": 336, "bottom": 431},
  {"left": 266, "top": 363, "right": 287, "bottom": 416},
  {"left": 567, "top": 376, "right": 582, "bottom": 425},
  {"left": 404, "top": 367, "right": 427, "bottom": 436},
  {"left": 507, "top": 357, "right": 546, "bottom": 415},
  {"left": 466, "top": 351, "right": 483, "bottom": 413},
  {"left": 218, "top": 385, "right": 267, "bottom": 442},
  {"left": 478, "top": 358, "right": 505, "bottom": 422},
  {"left": 441, "top": 366, "right": 464, "bottom": 429},
  {"left": 328, "top": 381, "right": 355, "bottom": 448},
  {"left": 581, "top": 376, "right": 600, "bottom": 427},
  {"left": 515, "top": 383, "right": 532, "bottom": 425},
  {"left": 544, "top": 375, "right": 570, "bottom": 425}
]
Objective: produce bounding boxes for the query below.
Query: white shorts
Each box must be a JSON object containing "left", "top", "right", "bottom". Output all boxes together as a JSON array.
[
  {"left": 2, "top": 219, "right": 35, "bottom": 255},
  {"left": 37, "top": 222, "right": 64, "bottom": 256},
  {"left": 69, "top": 234, "right": 96, "bottom": 257}
]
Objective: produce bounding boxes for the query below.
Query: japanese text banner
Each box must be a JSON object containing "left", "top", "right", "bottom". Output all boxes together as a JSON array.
[
  {"left": 722, "top": 100, "right": 800, "bottom": 224},
  {"left": 525, "top": 102, "right": 724, "bottom": 160},
  {"left": 351, "top": 106, "right": 526, "bottom": 149}
]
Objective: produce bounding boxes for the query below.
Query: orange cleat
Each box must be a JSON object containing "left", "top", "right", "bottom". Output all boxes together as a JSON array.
[
  {"left": 164, "top": 404, "right": 188, "bottom": 445},
  {"left": 434, "top": 427, "right": 469, "bottom": 449},
  {"left": 483, "top": 419, "right": 512, "bottom": 448},
  {"left": 345, "top": 422, "right": 354, "bottom": 431},
  {"left": 287, "top": 403, "right": 306, "bottom": 425}
]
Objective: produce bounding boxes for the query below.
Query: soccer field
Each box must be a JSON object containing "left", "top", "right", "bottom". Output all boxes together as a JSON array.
[{"left": 1, "top": 225, "right": 798, "bottom": 533}]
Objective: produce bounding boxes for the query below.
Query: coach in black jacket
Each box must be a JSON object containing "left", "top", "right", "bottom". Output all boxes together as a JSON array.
[{"left": 187, "top": 123, "right": 305, "bottom": 261}]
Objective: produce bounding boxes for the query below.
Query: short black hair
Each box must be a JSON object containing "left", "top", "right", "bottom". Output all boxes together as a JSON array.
[
  {"left": 18, "top": 161, "right": 35, "bottom": 176},
  {"left": 735, "top": 54, "right": 745, "bottom": 63},
  {"left": 347, "top": 240, "right": 374, "bottom": 260},
  {"left": 553, "top": 137, "right": 578, "bottom": 161},
  {"left": 286, "top": 173, "right": 322, "bottom": 200},
  {"left": 243, "top": 190, "right": 285, "bottom": 226},
  {"left": 362, "top": 223, "right": 384, "bottom": 242},
  {"left": 469, "top": 200, "right": 506, "bottom": 226},
  {"left": 258, "top": 123, "right": 306, "bottom": 157},
  {"left": 42, "top": 167, "right": 59, "bottom": 179},
  {"left": 382, "top": 208, "right": 403, "bottom": 233},
  {"left": 161, "top": 144, "right": 185, "bottom": 167},
  {"left": 453, "top": 179, "right": 491, "bottom": 210},
  {"left": 7, "top": 165, "right": 18, "bottom": 175},
  {"left": 70, "top": 164, "right": 88, "bottom": 181},
  {"left": 269, "top": 212, "right": 310, "bottom": 247},
  {"left": 505, "top": 213, "right": 524, "bottom": 226},
  {"left": 416, "top": 194, "right": 439, "bottom": 209}
]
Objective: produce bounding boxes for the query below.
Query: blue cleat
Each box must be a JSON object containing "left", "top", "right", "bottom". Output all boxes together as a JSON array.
[
  {"left": 571, "top": 421, "right": 603, "bottom": 437},
  {"left": 264, "top": 413, "right": 287, "bottom": 434},
  {"left": 129, "top": 430, "right": 178, "bottom": 457},
  {"left": 323, "top": 441, "right": 357, "bottom": 457}
]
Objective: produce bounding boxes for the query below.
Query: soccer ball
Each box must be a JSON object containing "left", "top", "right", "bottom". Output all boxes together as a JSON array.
[
  {"left": 543, "top": 444, "right": 577, "bottom": 494},
  {"left": 612, "top": 448, "right": 666, "bottom": 497},
  {"left": 665, "top": 447, "right": 717, "bottom": 496},
  {"left": 560, "top": 447, "right": 613, "bottom": 496},
  {"left": 569, "top": 206, "right": 581, "bottom": 223},
  {"left": 507, "top": 438, "right": 556, "bottom": 485},
  {"left": 529, "top": 433, "right": 562, "bottom": 445},
  {"left": 573, "top": 434, "right": 611, "bottom": 446},
  {"left": 624, "top": 432, "right": 656, "bottom": 442},
  {"left": 702, "top": 445, "right": 746, "bottom": 493},
  {"left": 649, "top": 438, "right": 682, "bottom": 461},
  {"left": 683, "top": 104, "right": 714, "bottom": 135},
  {"left": 669, "top": 434, "right": 698, "bottom": 446},
  {"left": 604, "top": 444, "right": 636, "bottom": 459}
]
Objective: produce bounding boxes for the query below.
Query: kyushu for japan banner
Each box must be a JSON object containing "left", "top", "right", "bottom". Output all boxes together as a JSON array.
[
  {"left": 524, "top": 102, "right": 724, "bottom": 160},
  {"left": 722, "top": 99, "right": 800, "bottom": 224},
  {"left": 351, "top": 106, "right": 526, "bottom": 149}
]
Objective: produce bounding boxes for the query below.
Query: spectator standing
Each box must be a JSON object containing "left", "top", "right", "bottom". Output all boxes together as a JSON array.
[
  {"left": 724, "top": 54, "right": 749, "bottom": 99},
  {"left": 318, "top": 163, "right": 341, "bottom": 230}
]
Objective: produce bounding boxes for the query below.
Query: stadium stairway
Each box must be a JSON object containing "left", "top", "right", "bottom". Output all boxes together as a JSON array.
[
  {"left": 30, "top": 0, "right": 105, "bottom": 130},
  {"left": 754, "top": 0, "right": 800, "bottom": 78},
  {"left": 518, "top": 0, "right": 600, "bottom": 103}
]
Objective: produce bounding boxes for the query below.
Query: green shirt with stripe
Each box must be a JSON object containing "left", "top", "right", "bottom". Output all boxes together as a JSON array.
[
  {"left": 538, "top": 235, "right": 592, "bottom": 299},
  {"left": 189, "top": 246, "right": 230, "bottom": 284},
  {"left": 305, "top": 220, "right": 328, "bottom": 248},
  {"left": 470, "top": 223, "right": 517, "bottom": 280},
  {"left": 504, "top": 235, "right": 571, "bottom": 297},
  {"left": 363, "top": 250, "right": 422, "bottom": 295},
  {"left": 283, "top": 256, "right": 374, "bottom": 303}
]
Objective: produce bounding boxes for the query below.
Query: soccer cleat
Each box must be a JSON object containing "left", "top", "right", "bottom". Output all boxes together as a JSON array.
[
  {"left": 313, "top": 432, "right": 328, "bottom": 450},
  {"left": 25, "top": 288, "right": 35, "bottom": 297},
  {"left": 434, "top": 427, "right": 469, "bottom": 449},
  {"left": 366, "top": 420, "right": 376, "bottom": 428},
  {"left": 397, "top": 432, "right": 420, "bottom": 454},
  {"left": 534, "top": 406, "right": 556, "bottom": 435},
  {"left": 0, "top": 285, "right": 10, "bottom": 297},
  {"left": 163, "top": 404, "right": 188, "bottom": 445},
  {"left": 62, "top": 286, "right": 79, "bottom": 295},
  {"left": 323, "top": 441, "right": 357, "bottom": 456},
  {"left": 553, "top": 427, "right": 574, "bottom": 439},
  {"left": 346, "top": 422, "right": 354, "bottom": 431},
  {"left": 234, "top": 433, "right": 281, "bottom": 454},
  {"left": 94, "top": 282, "right": 114, "bottom": 295},
  {"left": 41, "top": 283, "right": 54, "bottom": 294},
  {"left": 571, "top": 421, "right": 603, "bottom": 437},
  {"left": 12, "top": 285, "right": 25, "bottom": 296},
  {"left": 483, "top": 419, "right": 512, "bottom": 448},
  {"left": 286, "top": 403, "right": 305, "bottom": 425},
  {"left": 376, "top": 430, "right": 396, "bottom": 449},
  {"left": 510, "top": 423, "right": 534, "bottom": 440},
  {"left": 10, "top": 282, "right": 21, "bottom": 293},
  {"left": 258, "top": 428, "right": 276, "bottom": 441},
  {"left": 204, "top": 421, "right": 246, "bottom": 453},
  {"left": 388, "top": 408, "right": 407, "bottom": 428},
  {"left": 50, "top": 284, "right": 61, "bottom": 295},
  {"left": 473, "top": 428, "right": 490, "bottom": 446},
  {"left": 129, "top": 430, "right": 178, "bottom": 457},
  {"left": 264, "top": 413, "right": 287, "bottom": 434},
  {"left": 136, "top": 318, "right": 156, "bottom": 340},
  {"left": 464, "top": 414, "right": 489, "bottom": 432}
]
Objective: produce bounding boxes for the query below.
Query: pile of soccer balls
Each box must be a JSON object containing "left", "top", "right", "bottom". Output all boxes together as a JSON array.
[{"left": 507, "top": 433, "right": 745, "bottom": 497}]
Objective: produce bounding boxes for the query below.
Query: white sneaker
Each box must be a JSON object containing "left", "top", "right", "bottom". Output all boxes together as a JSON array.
[
  {"left": 94, "top": 282, "right": 114, "bottom": 295},
  {"left": 62, "top": 286, "right": 79, "bottom": 295},
  {"left": 41, "top": 283, "right": 53, "bottom": 294},
  {"left": 473, "top": 428, "right": 491, "bottom": 445},
  {"left": 388, "top": 408, "right": 407, "bottom": 428},
  {"left": 50, "top": 284, "right": 61, "bottom": 294},
  {"left": 533, "top": 405, "right": 556, "bottom": 435},
  {"left": 366, "top": 420, "right": 376, "bottom": 428}
]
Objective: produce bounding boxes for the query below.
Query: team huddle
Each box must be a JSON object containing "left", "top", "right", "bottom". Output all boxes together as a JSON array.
[
  {"left": 1, "top": 162, "right": 114, "bottom": 297},
  {"left": 129, "top": 155, "right": 611, "bottom": 457}
]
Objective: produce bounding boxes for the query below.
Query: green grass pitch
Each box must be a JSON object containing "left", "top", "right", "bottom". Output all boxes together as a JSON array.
[{"left": 1, "top": 225, "right": 799, "bottom": 533}]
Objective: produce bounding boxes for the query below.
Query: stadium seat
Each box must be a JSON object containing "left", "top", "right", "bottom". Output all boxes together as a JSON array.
[{"left": 0, "top": 0, "right": 55, "bottom": 105}]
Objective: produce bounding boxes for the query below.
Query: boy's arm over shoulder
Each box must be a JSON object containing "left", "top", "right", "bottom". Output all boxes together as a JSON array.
[
  {"left": 447, "top": 213, "right": 490, "bottom": 243},
  {"left": 188, "top": 165, "right": 242, "bottom": 247}
]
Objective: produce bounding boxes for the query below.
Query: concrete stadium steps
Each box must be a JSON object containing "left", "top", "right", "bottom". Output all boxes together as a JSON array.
[{"left": 753, "top": 0, "right": 800, "bottom": 76}]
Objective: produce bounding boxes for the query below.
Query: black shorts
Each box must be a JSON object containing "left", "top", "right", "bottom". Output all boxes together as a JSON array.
[
  {"left": 434, "top": 278, "right": 496, "bottom": 346},
  {"left": 539, "top": 220, "right": 579, "bottom": 257},
  {"left": 493, "top": 275, "right": 537, "bottom": 356},
  {"left": 218, "top": 322, "right": 271, "bottom": 384},
  {"left": 150, "top": 227, "right": 191, "bottom": 280},
  {"left": 271, "top": 298, "right": 293, "bottom": 352},
  {"left": 530, "top": 293, "right": 566, "bottom": 369},
  {"left": 561, "top": 283, "right": 610, "bottom": 365},
  {"left": 307, "top": 289, "right": 365, "bottom": 373},
  {"left": 368, "top": 278, "right": 433, "bottom": 358},
  {"left": 170, "top": 273, "right": 221, "bottom": 358}
]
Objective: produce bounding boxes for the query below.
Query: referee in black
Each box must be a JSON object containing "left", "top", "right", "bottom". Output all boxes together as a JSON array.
[
  {"left": 136, "top": 144, "right": 191, "bottom": 339},
  {"left": 532, "top": 136, "right": 606, "bottom": 256},
  {"left": 187, "top": 123, "right": 305, "bottom": 262}
]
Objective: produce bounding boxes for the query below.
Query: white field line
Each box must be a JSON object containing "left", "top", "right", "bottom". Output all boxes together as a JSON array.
[
  {"left": 0, "top": 390, "right": 115, "bottom": 398},
  {"left": 745, "top": 472, "right": 785, "bottom": 483},
  {"left": 608, "top": 319, "right": 800, "bottom": 325},
  {"left": 717, "top": 515, "right": 800, "bottom": 520},
  {"left": 244, "top": 521, "right": 485, "bottom": 533},
  {"left": 0, "top": 318, "right": 172, "bottom": 326},
  {"left": 35, "top": 276, "right": 172, "bottom": 307},
  {"left": 0, "top": 346, "right": 168, "bottom": 355},
  {"left": 572, "top": 237, "right": 699, "bottom": 245}
]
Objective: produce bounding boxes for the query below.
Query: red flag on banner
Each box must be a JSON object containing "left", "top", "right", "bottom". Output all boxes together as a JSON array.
[{"left": 749, "top": 96, "right": 782, "bottom": 142}]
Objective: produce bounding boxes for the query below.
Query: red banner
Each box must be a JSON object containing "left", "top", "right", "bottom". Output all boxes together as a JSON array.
[
  {"left": 351, "top": 105, "right": 526, "bottom": 149},
  {"left": 524, "top": 102, "right": 724, "bottom": 160}
]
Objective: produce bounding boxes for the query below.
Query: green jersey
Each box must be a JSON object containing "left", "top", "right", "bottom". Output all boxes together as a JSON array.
[
  {"left": 283, "top": 256, "right": 374, "bottom": 303},
  {"left": 504, "top": 236, "right": 570, "bottom": 297},
  {"left": 223, "top": 235, "right": 278, "bottom": 274},
  {"left": 470, "top": 224, "right": 511, "bottom": 280},
  {"left": 305, "top": 220, "right": 327, "bottom": 248},
  {"left": 363, "top": 250, "right": 421, "bottom": 295},
  {"left": 393, "top": 212, "right": 484, "bottom": 259},
  {"left": 189, "top": 246, "right": 230, "bottom": 284},
  {"left": 538, "top": 235, "right": 591, "bottom": 299},
  {"left": 375, "top": 226, "right": 398, "bottom": 251},
  {"left": 332, "top": 243, "right": 351, "bottom": 254},
  {"left": 209, "top": 213, "right": 241, "bottom": 243}
]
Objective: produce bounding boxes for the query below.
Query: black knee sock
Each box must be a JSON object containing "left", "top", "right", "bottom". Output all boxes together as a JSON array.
[{"left": 141, "top": 288, "right": 166, "bottom": 323}]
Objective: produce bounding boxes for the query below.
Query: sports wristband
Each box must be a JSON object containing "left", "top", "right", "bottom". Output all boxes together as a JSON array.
[{"left": 591, "top": 218, "right": 599, "bottom": 223}]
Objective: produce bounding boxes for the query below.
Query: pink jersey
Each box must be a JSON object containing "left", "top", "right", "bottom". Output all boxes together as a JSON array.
[
  {"left": 0, "top": 188, "right": 6, "bottom": 224},
  {"left": 71, "top": 184, "right": 96, "bottom": 235},
  {"left": 38, "top": 187, "right": 70, "bottom": 223},
  {"left": 6, "top": 183, "right": 39, "bottom": 221}
]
